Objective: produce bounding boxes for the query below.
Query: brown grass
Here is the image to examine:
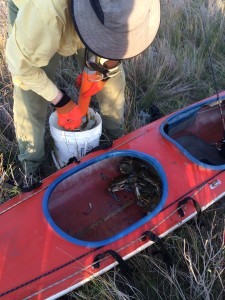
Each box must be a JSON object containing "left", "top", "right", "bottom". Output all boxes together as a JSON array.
[{"left": 0, "top": 0, "right": 224, "bottom": 299}]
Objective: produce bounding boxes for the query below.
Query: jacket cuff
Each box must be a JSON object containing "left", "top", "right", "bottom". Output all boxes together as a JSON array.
[
  {"left": 52, "top": 90, "right": 71, "bottom": 108},
  {"left": 54, "top": 100, "right": 75, "bottom": 114}
]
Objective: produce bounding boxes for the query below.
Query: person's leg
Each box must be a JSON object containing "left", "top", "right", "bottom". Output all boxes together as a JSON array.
[
  {"left": 8, "top": 0, "right": 61, "bottom": 174},
  {"left": 13, "top": 53, "right": 61, "bottom": 174},
  {"left": 76, "top": 48, "right": 126, "bottom": 140},
  {"left": 96, "top": 65, "right": 125, "bottom": 140}
]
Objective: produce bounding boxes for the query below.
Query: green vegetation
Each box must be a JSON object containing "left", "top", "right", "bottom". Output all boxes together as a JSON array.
[{"left": 0, "top": 0, "right": 224, "bottom": 299}]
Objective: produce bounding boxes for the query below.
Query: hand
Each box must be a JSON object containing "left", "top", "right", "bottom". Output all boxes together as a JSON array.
[{"left": 53, "top": 90, "right": 82, "bottom": 130}]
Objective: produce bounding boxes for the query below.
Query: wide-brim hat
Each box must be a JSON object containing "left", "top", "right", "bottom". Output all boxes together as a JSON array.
[{"left": 72, "top": 0, "right": 160, "bottom": 60}]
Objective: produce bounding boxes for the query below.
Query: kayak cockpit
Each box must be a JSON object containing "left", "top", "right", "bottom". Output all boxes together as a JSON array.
[
  {"left": 161, "top": 97, "right": 225, "bottom": 169},
  {"left": 43, "top": 150, "right": 167, "bottom": 247}
]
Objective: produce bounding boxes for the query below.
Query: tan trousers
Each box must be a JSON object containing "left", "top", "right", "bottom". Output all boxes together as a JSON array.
[{"left": 8, "top": 0, "right": 125, "bottom": 173}]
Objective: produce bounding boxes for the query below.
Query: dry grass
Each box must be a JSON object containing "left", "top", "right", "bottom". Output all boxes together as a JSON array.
[
  {"left": 0, "top": 0, "right": 224, "bottom": 299},
  {"left": 0, "top": 0, "right": 7, "bottom": 50},
  {"left": 0, "top": 0, "right": 15, "bottom": 157},
  {"left": 71, "top": 206, "right": 224, "bottom": 300}
]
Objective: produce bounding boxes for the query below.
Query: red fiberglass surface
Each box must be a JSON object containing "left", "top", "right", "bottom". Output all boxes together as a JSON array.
[{"left": 0, "top": 92, "right": 225, "bottom": 299}]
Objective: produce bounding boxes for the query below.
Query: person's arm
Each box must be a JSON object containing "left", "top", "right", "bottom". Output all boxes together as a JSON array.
[{"left": 5, "top": 0, "right": 63, "bottom": 102}]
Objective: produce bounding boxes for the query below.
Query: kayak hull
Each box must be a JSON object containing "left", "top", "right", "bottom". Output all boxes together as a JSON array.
[{"left": 0, "top": 92, "right": 225, "bottom": 299}]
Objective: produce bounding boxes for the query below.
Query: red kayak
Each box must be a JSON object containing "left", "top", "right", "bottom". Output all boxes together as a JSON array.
[{"left": 0, "top": 92, "right": 225, "bottom": 299}]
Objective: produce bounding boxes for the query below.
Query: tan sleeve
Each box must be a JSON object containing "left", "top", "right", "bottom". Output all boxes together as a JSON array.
[{"left": 5, "top": 0, "right": 64, "bottom": 101}]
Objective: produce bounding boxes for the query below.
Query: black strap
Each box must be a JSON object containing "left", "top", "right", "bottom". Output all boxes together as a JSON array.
[
  {"left": 178, "top": 196, "right": 201, "bottom": 222},
  {"left": 141, "top": 231, "right": 173, "bottom": 270},
  {"left": 90, "top": 0, "right": 104, "bottom": 24},
  {"left": 93, "top": 249, "right": 129, "bottom": 275},
  {"left": 51, "top": 89, "right": 70, "bottom": 108}
]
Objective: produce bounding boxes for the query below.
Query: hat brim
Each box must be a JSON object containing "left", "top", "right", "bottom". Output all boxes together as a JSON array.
[{"left": 72, "top": 0, "right": 160, "bottom": 60}]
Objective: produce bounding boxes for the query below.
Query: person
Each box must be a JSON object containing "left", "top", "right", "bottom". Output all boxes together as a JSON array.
[{"left": 5, "top": 0, "right": 160, "bottom": 191}]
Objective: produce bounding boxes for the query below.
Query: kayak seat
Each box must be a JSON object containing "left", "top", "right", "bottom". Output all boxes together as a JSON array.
[{"left": 174, "top": 134, "right": 225, "bottom": 165}]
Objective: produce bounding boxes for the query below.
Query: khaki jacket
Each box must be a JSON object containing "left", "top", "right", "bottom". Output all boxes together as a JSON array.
[{"left": 6, "top": 0, "right": 83, "bottom": 101}]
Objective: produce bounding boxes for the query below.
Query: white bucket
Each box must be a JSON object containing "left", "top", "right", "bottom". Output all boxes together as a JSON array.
[{"left": 49, "top": 108, "right": 102, "bottom": 168}]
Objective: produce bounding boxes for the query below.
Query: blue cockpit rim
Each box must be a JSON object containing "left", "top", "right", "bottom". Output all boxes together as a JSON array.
[
  {"left": 43, "top": 150, "right": 168, "bottom": 248},
  {"left": 160, "top": 94, "right": 225, "bottom": 170}
]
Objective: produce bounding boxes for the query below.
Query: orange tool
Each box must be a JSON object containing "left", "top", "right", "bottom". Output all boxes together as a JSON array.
[{"left": 77, "top": 67, "right": 105, "bottom": 117}]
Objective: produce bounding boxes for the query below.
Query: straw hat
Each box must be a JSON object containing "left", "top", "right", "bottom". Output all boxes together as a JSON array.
[{"left": 72, "top": 0, "right": 160, "bottom": 60}]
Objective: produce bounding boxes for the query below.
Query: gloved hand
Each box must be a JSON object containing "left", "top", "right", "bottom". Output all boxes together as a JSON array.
[{"left": 53, "top": 90, "right": 82, "bottom": 130}]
